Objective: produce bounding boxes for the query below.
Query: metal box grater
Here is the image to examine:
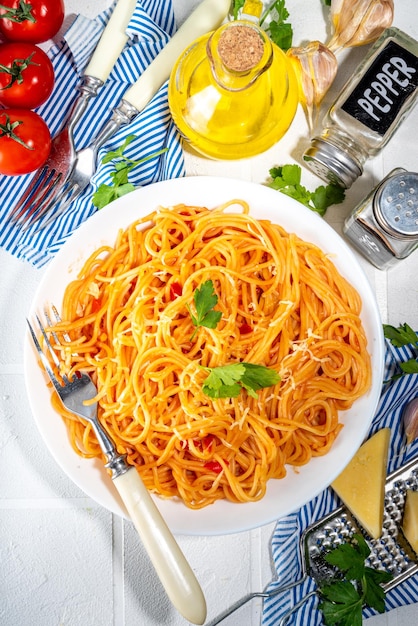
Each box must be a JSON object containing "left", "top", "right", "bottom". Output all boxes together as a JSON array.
[{"left": 303, "top": 456, "right": 418, "bottom": 590}]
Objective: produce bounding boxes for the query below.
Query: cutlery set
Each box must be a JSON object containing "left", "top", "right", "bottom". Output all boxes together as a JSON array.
[{"left": 9, "top": 0, "right": 231, "bottom": 232}]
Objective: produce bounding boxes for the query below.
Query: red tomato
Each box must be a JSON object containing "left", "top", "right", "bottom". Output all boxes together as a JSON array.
[
  {"left": 0, "top": 0, "right": 65, "bottom": 43},
  {"left": 0, "top": 42, "right": 54, "bottom": 108},
  {"left": 90, "top": 298, "right": 102, "bottom": 313},
  {"left": 169, "top": 281, "right": 183, "bottom": 300},
  {"left": 204, "top": 460, "right": 227, "bottom": 474},
  {"left": 0, "top": 108, "right": 51, "bottom": 175}
]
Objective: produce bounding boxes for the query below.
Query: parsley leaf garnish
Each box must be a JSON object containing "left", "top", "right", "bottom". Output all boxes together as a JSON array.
[
  {"left": 92, "top": 135, "right": 167, "bottom": 210},
  {"left": 260, "top": 0, "right": 293, "bottom": 51},
  {"left": 383, "top": 322, "right": 417, "bottom": 347},
  {"left": 231, "top": 0, "right": 293, "bottom": 50},
  {"left": 187, "top": 280, "right": 222, "bottom": 341},
  {"left": 318, "top": 534, "right": 393, "bottom": 626},
  {"left": 383, "top": 322, "right": 418, "bottom": 377},
  {"left": 231, "top": 0, "right": 245, "bottom": 20},
  {"left": 201, "top": 362, "right": 280, "bottom": 399},
  {"left": 268, "top": 164, "right": 345, "bottom": 216}
]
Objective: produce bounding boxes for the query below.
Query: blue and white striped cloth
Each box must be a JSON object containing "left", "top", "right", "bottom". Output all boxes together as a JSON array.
[
  {"left": 0, "top": 0, "right": 185, "bottom": 267},
  {"left": 262, "top": 336, "right": 418, "bottom": 626}
]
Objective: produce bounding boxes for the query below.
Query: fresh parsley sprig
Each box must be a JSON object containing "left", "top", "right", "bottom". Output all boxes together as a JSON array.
[
  {"left": 187, "top": 280, "right": 222, "bottom": 341},
  {"left": 92, "top": 135, "right": 167, "bottom": 210},
  {"left": 268, "top": 164, "right": 345, "bottom": 216},
  {"left": 260, "top": 0, "right": 293, "bottom": 51},
  {"left": 231, "top": 0, "right": 293, "bottom": 50},
  {"left": 201, "top": 362, "right": 280, "bottom": 399},
  {"left": 383, "top": 322, "right": 418, "bottom": 376},
  {"left": 231, "top": 0, "right": 245, "bottom": 20},
  {"left": 318, "top": 534, "right": 393, "bottom": 626}
]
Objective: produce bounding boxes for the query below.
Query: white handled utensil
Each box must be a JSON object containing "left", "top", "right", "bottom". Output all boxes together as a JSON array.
[
  {"left": 27, "top": 309, "right": 207, "bottom": 625},
  {"left": 84, "top": 0, "right": 137, "bottom": 81},
  {"left": 122, "top": 0, "right": 232, "bottom": 111}
]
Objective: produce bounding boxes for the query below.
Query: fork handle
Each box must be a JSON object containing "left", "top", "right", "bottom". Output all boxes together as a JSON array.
[
  {"left": 84, "top": 0, "right": 231, "bottom": 156},
  {"left": 122, "top": 0, "right": 231, "bottom": 112},
  {"left": 113, "top": 467, "right": 207, "bottom": 625},
  {"left": 84, "top": 0, "right": 137, "bottom": 82}
]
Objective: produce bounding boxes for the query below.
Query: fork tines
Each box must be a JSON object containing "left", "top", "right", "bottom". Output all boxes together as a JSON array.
[
  {"left": 9, "top": 168, "right": 65, "bottom": 226},
  {"left": 26, "top": 314, "right": 68, "bottom": 394},
  {"left": 26, "top": 182, "right": 81, "bottom": 234}
]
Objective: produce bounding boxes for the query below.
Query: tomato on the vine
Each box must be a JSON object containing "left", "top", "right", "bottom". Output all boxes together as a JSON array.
[
  {"left": 0, "top": 108, "right": 51, "bottom": 175},
  {"left": 0, "top": 42, "right": 54, "bottom": 108},
  {"left": 0, "top": 0, "right": 65, "bottom": 43}
]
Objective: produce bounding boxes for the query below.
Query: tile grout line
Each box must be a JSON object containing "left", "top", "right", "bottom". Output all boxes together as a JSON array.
[
  {"left": 250, "top": 526, "right": 265, "bottom": 624},
  {"left": 112, "top": 513, "right": 125, "bottom": 626}
]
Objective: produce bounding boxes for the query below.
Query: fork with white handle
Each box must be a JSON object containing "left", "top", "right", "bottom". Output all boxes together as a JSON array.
[
  {"left": 13, "top": 0, "right": 232, "bottom": 232},
  {"left": 9, "top": 0, "right": 138, "bottom": 227},
  {"left": 27, "top": 307, "right": 207, "bottom": 625}
]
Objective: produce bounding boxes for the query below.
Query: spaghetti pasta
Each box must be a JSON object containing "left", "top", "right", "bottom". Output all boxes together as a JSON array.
[{"left": 49, "top": 200, "right": 371, "bottom": 509}]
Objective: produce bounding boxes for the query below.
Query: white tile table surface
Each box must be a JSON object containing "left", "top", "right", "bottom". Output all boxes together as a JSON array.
[{"left": 1, "top": 1, "right": 417, "bottom": 625}]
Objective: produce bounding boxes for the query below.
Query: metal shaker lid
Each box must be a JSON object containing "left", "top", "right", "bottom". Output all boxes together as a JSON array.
[
  {"left": 373, "top": 171, "right": 418, "bottom": 239},
  {"left": 303, "top": 137, "right": 363, "bottom": 189}
]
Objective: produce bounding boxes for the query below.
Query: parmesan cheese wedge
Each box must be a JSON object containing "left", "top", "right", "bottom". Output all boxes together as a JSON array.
[
  {"left": 402, "top": 489, "right": 418, "bottom": 554},
  {"left": 331, "top": 428, "right": 391, "bottom": 539}
]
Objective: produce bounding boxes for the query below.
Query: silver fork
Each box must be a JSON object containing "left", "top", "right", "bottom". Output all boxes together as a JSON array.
[
  {"left": 9, "top": 76, "right": 102, "bottom": 227},
  {"left": 8, "top": 0, "right": 138, "bottom": 227},
  {"left": 13, "top": 0, "right": 231, "bottom": 232},
  {"left": 27, "top": 308, "right": 207, "bottom": 626}
]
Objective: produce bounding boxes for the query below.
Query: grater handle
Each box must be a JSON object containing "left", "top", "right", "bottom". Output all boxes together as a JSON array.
[
  {"left": 204, "top": 574, "right": 309, "bottom": 626},
  {"left": 276, "top": 590, "right": 318, "bottom": 626}
]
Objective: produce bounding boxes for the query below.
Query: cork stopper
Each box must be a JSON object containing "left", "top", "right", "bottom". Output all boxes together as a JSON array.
[{"left": 217, "top": 25, "right": 265, "bottom": 73}]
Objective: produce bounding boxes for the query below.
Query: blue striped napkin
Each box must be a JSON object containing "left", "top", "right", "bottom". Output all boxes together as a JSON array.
[
  {"left": 262, "top": 336, "right": 418, "bottom": 626},
  {"left": 0, "top": 0, "right": 185, "bottom": 267}
]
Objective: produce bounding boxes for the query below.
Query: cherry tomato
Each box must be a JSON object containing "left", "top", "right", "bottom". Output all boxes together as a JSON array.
[
  {"left": 0, "top": 108, "right": 51, "bottom": 175},
  {"left": 0, "top": 42, "right": 54, "bottom": 108},
  {"left": 0, "top": 0, "right": 65, "bottom": 43}
]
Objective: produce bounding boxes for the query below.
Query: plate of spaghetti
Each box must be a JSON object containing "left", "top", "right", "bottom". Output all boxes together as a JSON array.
[{"left": 25, "top": 175, "right": 384, "bottom": 535}]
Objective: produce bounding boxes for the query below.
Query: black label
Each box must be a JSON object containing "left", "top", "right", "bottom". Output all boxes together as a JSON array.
[{"left": 341, "top": 40, "right": 418, "bottom": 136}]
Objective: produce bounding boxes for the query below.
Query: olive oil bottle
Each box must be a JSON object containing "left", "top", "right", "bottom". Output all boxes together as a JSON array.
[{"left": 168, "top": 7, "right": 299, "bottom": 160}]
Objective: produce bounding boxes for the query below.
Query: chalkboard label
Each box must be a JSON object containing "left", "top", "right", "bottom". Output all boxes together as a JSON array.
[{"left": 341, "top": 40, "right": 418, "bottom": 136}]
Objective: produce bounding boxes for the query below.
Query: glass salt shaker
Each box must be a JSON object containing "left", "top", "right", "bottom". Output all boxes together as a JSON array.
[
  {"left": 303, "top": 28, "right": 418, "bottom": 188},
  {"left": 343, "top": 168, "right": 418, "bottom": 269}
]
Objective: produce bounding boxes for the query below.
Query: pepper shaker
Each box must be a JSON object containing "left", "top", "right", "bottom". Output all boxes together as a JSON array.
[
  {"left": 303, "top": 28, "right": 418, "bottom": 188},
  {"left": 343, "top": 168, "right": 418, "bottom": 269}
]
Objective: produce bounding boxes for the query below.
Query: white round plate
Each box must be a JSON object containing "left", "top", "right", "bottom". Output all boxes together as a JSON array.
[{"left": 24, "top": 176, "right": 384, "bottom": 535}]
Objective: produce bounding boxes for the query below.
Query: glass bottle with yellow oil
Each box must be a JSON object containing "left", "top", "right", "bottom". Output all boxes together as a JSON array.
[{"left": 168, "top": 1, "right": 299, "bottom": 160}]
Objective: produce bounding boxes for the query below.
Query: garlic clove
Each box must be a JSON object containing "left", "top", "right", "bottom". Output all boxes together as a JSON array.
[
  {"left": 327, "top": 0, "right": 394, "bottom": 53},
  {"left": 287, "top": 42, "right": 338, "bottom": 134},
  {"left": 402, "top": 397, "right": 418, "bottom": 445}
]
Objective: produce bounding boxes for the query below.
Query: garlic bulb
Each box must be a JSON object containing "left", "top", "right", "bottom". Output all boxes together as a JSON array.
[
  {"left": 287, "top": 42, "right": 338, "bottom": 133},
  {"left": 327, "top": 0, "right": 394, "bottom": 53},
  {"left": 403, "top": 397, "right": 418, "bottom": 445}
]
